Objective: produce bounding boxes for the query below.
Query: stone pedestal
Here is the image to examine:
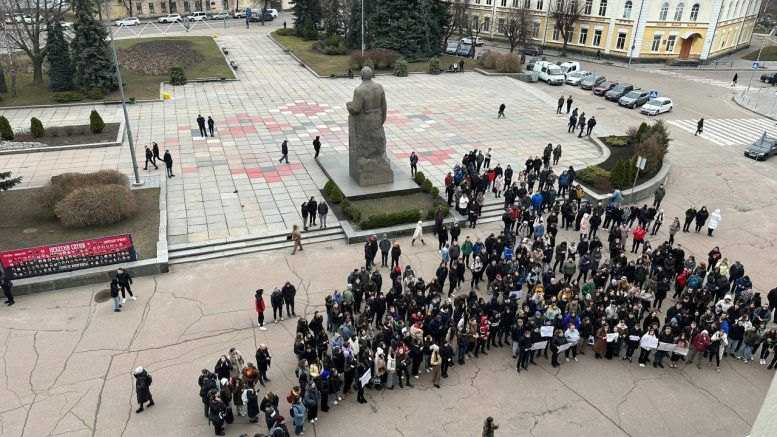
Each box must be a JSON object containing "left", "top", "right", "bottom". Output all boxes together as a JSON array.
[{"left": 317, "top": 155, "right": 419, "bottom": 200}]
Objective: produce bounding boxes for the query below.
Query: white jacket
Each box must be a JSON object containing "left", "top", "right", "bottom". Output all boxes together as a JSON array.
[
  {"left": 708, "top": 209, "right": 721, "bottom": 229},
  {"left": 413, "top": 222, "right": 423, "bottom": 239}
]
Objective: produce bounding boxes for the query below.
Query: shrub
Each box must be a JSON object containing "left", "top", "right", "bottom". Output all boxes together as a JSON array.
[
  {"left": 37, "top": 170, "right": 129, "bottom": 211},
  {"left": 369, "top": 49, "right": 400, "bottom": 69},
  {"left": 609, "top": 159, "right": 637, "bottom": 190},
  {"left": 495, "top": 53, "right": 521, "bottom": 73},
  {"left": 314, "top": 35, "right": 347, "bottom": 55},
  {"left": 84, "top": 87, "right": 105, "bottom": 100},
  {"left": 170, "top": 66, "right": 187, "bottom": 86},
  {"left": 422, "top": 179, "right": 434, "bottom": 193},
  {"left": 359, "top": 209, "right": 421, "bottom": 229},
  {"left": 577, "top": 166, "right": 612, "bottom": 192},
  {"left": 413, "top": 171, "right": 426, "bottom": 185},
  {"left": 428, "top": 56, "right": 440, "bottom": 74},
  {"left": 323, "top": 180, "right": 344, "bottom": 204},
  {"left": 430, "top": 186, "right": 440, "bottom": 197},
  {"left": 635, "top": 134, "right": 668, "bottom": 178},
  {"left": 0, "top": 116, "right": 13, "bottom": 140},
  {"left": 275, "top": 28, "right": 296, "bottom": 37},
  {"left": 602, "top": 135, "right": 628, "bottom": 147},
  {"left": 341, "top": 199, "right": 361, "bottom": 222},
  {"left": 394, "top": 58, "right": 408, "bottom": 77},
  {"left": 51, "top": 91, "right": 84, "bottom": 103},
  {"left": 30, "top": 118, "right": 45, "bottom": 138},
  {"left": 349, "top": 52, "right": 365, "bottom": 70},
  {"left": 478, "top": 51, "right": 498, "bottom": 70},
  {"left": 89, "top": 110, "right": 105, "bottom": 134},
  {"left": 54, "top": 184, "right": 138, "bottom": 227}
]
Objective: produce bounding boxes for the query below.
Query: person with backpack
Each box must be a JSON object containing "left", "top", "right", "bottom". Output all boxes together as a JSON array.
[
  {"left": 269, "top": 415, "right": 291, "bottom": 437},
  {"left": 198, "top": 369, "right": 217, "bottom": 418},
  {"left": 271, "top": 287, "right": 284, "bottom": 322},
  {"left": 290, "top": 399, "right": 306, "bottom": 435},
  {"left": 133, "top": 367, "right": 154, "bottom": 413}
]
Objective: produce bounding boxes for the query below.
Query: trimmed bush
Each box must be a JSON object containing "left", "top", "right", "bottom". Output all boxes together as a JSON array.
[
  {"left": 84, "top": 87, "right": 105, "bottom": 100},
  {"left": 323, "top": 180, "right": 344, "bottom": 204},
  {"left": 37, "top": 170, "right": 129, "bottom": 211},
  {"left": 54, "top": 184, "right": 138, "bottom": 227},
  {"left": 430, "top": 186, "right": 440, "bottom": 197},
  {"left": 422, "top": 179, "right": 434, "bottom": 193},
  {"left": 51, "top": 91, "right": 84, "bottom": 103},
  {"left": 428, "top": 56, "right": 440, "bottom": 74},
  {"left": 394, "top": 58, "right": 408, "bottom": 77},
  {"left": 495, "top": 53, "right": 521, "bottom": 73},
  {"left": 0, "top": 116, "right": 13, "bottom": 140},
  {"left": 89, "top": 110, "right": 105, "bottom": 134},
  {"left": 359, "top": 209, "right": 421, "bottom": 229},
  {"left": 609, "top": 159, "right": 637, "bottom": 190},
  {"left": 602, "top": 135, "right": 628, "bottom": 147},
  {"left": 413, "top": 171, "right": 426, "bottom": 185},
  {"left": 314, "top": 35, "right": 348, "bottom": 55},
  {"left": 478, "top": 51, "right": 498, "bottom": 70},
  {"left": 170, "top": 66, "right": 187, "bottom": 86},
  {"left": 341, "top": 199, "right": 361, "bottom": 222},
  {"left": 577, "top": 166, "right": 611, "bottom": 192},
  {"left": 275, "top": 28, "right": 296, "bottom": 37},
  {"left": 30, "top": 118, "right": 45, "bottom": 138}
]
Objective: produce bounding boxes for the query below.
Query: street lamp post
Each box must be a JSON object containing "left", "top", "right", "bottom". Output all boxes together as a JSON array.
[
  {"left": 746, "top": 0, "right": 773, "bottom": 95},
  {"left": 108, "top": 27, "right": 142, "bottom": 186},
  {"left": 628, "top": 0, "right": 646, "bottom": 66},
  {"left": 360, "top": 0, "right": 365, "bottom": 57}
]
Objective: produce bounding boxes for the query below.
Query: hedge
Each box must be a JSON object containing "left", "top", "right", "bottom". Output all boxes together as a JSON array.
[
  {"left": 55, "top": 184, "right": 138, "bottom": 227},
  {"left": 577, "top": 165, "right": 612, "bottom": 193},
  {"left": 359, "top": 209, "right": 421, "bottom": 229},
  {"left": 38, "top": 170, "right": 129, "bottom": 211},
  {"left": 323, "top": 180, "right": 344, "bottom": 204}
]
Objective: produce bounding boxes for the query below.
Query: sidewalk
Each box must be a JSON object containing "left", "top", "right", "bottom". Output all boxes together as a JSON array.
[{"left": 734, "top": 87, "right": 777, "bottom": 119}]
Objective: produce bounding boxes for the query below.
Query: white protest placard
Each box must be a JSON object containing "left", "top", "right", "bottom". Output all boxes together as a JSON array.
[
  {"left": 643, "top": 336, "right": 659, "bottom": 350},
  {"left": 606, "top": 333, "right": 619, "bottom": 343},
  {"left": 531, "top": 341, "right": 548, "bottom": 351},
  {"left": 657, "top": 342, "right": 676, "bottom": 353},
  {"left": 673, "top": 347, "right": 689, "bottom": 356},
  {"left": 557, "top": 342, "right": 574, "bottom": 353},
  {"left": 540, "top": 326, "right": 554, "bottom": 338},
  {"left": 359, "top": 369, "right": 372, "bottom": 387},
  {"left": 628, "top": 335, "right": 641, "bottom": 342}
]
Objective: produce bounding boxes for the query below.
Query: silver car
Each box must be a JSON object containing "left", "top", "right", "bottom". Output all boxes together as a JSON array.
[
  {"left": 565, "top": 70, "right": 592, "bottom": 86},
  {"left": 580, "top": 74, "right": 605, "bottom": 90}
]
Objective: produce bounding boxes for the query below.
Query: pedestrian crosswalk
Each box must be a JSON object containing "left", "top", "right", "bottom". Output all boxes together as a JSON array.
[
  {"left": 668, "top": 118, "right": 777, "bottom": 146},
  {"left": 642, "top": 69, "right": 746, "bottom": 91}
]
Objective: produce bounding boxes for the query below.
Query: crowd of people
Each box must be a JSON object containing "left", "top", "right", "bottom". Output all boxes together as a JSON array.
[{"left": 189, "top": 150, "right": 774, "bottom": 436}]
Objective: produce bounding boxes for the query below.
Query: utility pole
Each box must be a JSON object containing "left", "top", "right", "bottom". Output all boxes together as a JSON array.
[
  {"left": 745, "top": 0, "right": 773, "bottom": 95},
  {"left": 628, "top": 0, "right": 645, "bottom": 66},
  {"left": 108, "top": 27, "right": 142, "bottom": 186},
  {"left": 361, "top": 0, "right": 365, "bottom": 56}
]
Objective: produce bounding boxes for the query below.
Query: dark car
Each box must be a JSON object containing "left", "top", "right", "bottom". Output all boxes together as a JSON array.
[
  {"left": 248, "top": 10, "right": 274, "bottom": 21},
  {"left": 605, "top": 83, "right": 634, "bottom": 101},
  {"left": 744, "top": 134, "right": 777, "bottom": 160},
  {"left": 457, "top": 42, "right": 474, "bottom": 58},
  {"left": 521, "top": 46, "right": 543, "bottom": 56},
  {"left": 760, "top": 73, "right": 777, "bottom": 85},
  {"left": 593, "top": 80, "right": 617, "bottom": 96},
  {"left": 580, "top": 74, "right": 606, "bottom": 90}
]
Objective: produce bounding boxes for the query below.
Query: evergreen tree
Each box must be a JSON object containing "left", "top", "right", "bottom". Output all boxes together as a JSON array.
[
  {"left": 370, "top": 0, "right": 448, "bottom": 58},
  {"left": 322, "top": 0, "right": 343, "bottom": 37},
  {"left": 0, "top": 65, "right": 7, "bottom": 94},
  {"left": 0, "top": 172, "right": 22, "bottom": 191},
  {"left": 46, "top": 21, "right": 75, "bottom": 92},
  {"left": 291, "top": 0, "right": 323, "bottom": 40},
  {"left": 346, "top": 0, "right": 375, "bottom": 50},
  {"left": 71, "top": 0, "right": 117, "bottom": 92}
]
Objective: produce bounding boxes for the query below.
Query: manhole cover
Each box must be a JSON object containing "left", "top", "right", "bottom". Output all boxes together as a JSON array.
[
  {"left": 22, "top": 228, "right": 38, "bottom": 234},
  {"left": 94, "top": 289, "right": 111, "bottom": 303}
]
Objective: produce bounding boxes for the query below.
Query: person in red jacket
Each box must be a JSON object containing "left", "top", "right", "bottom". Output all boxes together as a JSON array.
[
  {"left": 686, "top": 330, "right": 711, "bottom": 369},
  {"left": 631, "top": 225, "right": 647, "bottom": 254},
  {"left": 255, "top": 289, "right": 267, "bottom": 331}
]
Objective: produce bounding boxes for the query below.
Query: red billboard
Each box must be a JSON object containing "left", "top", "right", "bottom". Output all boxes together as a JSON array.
[{"left": 0, "top": 234, "right": 137, "bottom": 279}]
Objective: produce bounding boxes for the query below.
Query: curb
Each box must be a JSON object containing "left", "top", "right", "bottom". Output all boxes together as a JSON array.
[
  {"left": 0, "top": 99, "right": 161, "bottom": 111},
  {"left": 731, "top": 94, "right": 777, "bottom": 121}
]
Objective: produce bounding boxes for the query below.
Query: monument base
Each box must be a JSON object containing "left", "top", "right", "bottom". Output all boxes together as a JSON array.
[{"left": 317, "top": 154, "right": 421, "bottom": 200}]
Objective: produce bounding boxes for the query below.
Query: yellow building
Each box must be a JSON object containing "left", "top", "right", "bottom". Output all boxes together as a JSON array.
[
  {"left": 465, "top": 0, "right": 761, "bottom": 62},
  {"left": 103, "top": 0, "right": 290, "bottom": 19}
]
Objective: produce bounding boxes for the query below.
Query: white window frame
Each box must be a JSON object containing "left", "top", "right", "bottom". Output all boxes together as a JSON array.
[
  {"left": 651, "top": 34, "right": 662, "bottom": 52},
  {"left": 689, "top": 4, "right": 700, "bottom": 21},
  {"left": 659, "top": 2, "right": 669, "bottom": 21},
  {"left": 616, "top": 31, "right": 626, "bottom": 50},
  {"left": 598, "top": 0, "right": 608, "bottom": 16},
  {"left": 666, "top": 35, "right": 677, "bottom": 52},
  {"left": 674, "top": 3, "right": 685, "bottom": 21},
  {"left": 623, "top": 1, "right": 632, "bottom": 19},
  {"left": 593, "top": 29, "right": 602, "bottom": 46},
  {"left": 584, "top": 0, "right": 593, "bottom": 15},
  {"left": 579, "top": 27, "right": 589, "bottom": 44}
]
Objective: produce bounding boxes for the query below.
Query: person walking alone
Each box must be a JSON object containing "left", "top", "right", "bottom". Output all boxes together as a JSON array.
[
  {"left": 196, "top": 114, "right": 207, "bottom": 137},
  {"left": 313, "top": 136, "right": 321, "bottom": 159},
  {"left": 557, "top": 95, "right": 564, "bottom": 114},
  {"left": 133, "top": 367, "right": 155, "bottom": 413},
  {"left": 411, "top": 220, "right": 425, "bottom": 246},
  {"left": 207, "top": 116, "right": 216, "bottom": 137},
  {"left": 163, "top": 150, "right": 174, "bottom": 178},
  {"left": 695, "top": 118, "right": 704, "bottom": 136},
  {"left": 731, "top": 73, "right": 738, "bottom": 87},
  {"left": 279, "top": 140, "right": 290, "bottom": 164},
  {"left": 482, "top": 417, "right": 499, "bottom": 437},
  {"left": 409, "top": 151, "right": 419, "bottom": 177},
  {"left": 586, "top": 116, "right": 597, "bottom": 136},
  {"left": 291, "top": 225, "right": 303, "bottom": 254},
  {"left": 707, "top": 208, "right": 722, "bottom": 236},
  {"left": 497, "top": 103, "right": 506, "bottom": 119}
]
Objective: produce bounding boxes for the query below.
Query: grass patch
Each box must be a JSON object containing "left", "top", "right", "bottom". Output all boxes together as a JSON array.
[
  {"left": 744, "top": 46, "right": 777, "bottom": 61},
  {"left": 272, "top": 30, "right": 476, "bottom": 76},
  {"left": 0, "top": 187, "right": 160, "bottom": 260},
  {"left": 10, "top": 123, "right": 120, "bottom": 147},
  {"left": 0, "top": 36, "right": 233, "bottom": 107}
]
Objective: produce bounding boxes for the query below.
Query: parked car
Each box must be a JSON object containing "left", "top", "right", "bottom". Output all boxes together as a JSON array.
[
  {"left": 533, "top": 61, "right": 565, "bottom": 85},
  {"left": 158, "top": 13, "right": 182, "bottom": 23},
  {"left": 559, "top": 61, "right": 581, "bottom": 77},
  {"left": 210, "top": 11, "right": 230, "bottom": 20},
  {"left": 744, "top": 133, "right": 777, "bottom": 160},
  {"left": 187, "top": 11, "right": 208, "bottom": 21},
  {"left": 265, "top": 8, "right": 279, "bottom": 17},
  {"left": 618, "top": 89, "right": 652, "bottom": 108},
  {"left": 580, "top": 74, "right": 606, "bottom": 90},
  {"left": 565, "top": 70, "right": 592, "bottom": 86},
  {"left": 640, "top": 97, "right": 673, "bottom": 115},
  {"left": 461, "top": 36, "right": 484, "bottom": 46},
  {"left": 248, "top": 10, "right": 274, "bottom": 22},
  {"left": 606, "top": 83, "right": 634, "bottom": 101},
  {"left": 446, "top": 40, "right": 460, "bottom": 55},
  {"left": 457, "top": 42, "right": 474, "bottom": 57},
  {"left": 234, "top": 9, "right": 247, "bottom": 18},
  {"left": 521, "top": 46, "right": 543, "bottom": 56},
  {"left": 760, "top": 73, "right": 777, "bottom": 85},
  {"left": 593, "top": 80, "right": 618, "bottom": 96},
  {"left": 115, "top": 17, "right": 140, "bottom": 26}
]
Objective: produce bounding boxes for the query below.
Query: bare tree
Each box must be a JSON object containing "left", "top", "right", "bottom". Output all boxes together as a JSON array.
[
  {"left": 550, "top": 0, "right": 582, "bottom": 56},
  {"left": 444, "top": 0, "right": 469, "bottom": 45},
  {"left": 503, "top": 3, "right": 530, "bottom": 53},
  {"left": 0, "top": 0, "right": 67, "bottom": 85}
]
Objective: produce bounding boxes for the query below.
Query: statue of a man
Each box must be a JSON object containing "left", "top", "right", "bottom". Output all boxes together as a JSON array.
[{"left": 346, "top": 66, "right": 393, "bottom": 186}]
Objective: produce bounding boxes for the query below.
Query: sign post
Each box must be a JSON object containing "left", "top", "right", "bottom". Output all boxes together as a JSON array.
[{"left": 632, "top": 156, "right": 647, "bottom": 194}]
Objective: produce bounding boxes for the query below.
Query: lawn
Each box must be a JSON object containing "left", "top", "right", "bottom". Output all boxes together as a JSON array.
[
  {"left": 0, "top": 187, "right": 160, "bottom": 260},
  {"left": 743, "top": 46, "right": 777, "bottom": 61},
  {"left": 272, "top": 30, "right": 476, "bottom": 76},
  {"left": 0, "top": 36, "right": 233, "bottom": 107}
]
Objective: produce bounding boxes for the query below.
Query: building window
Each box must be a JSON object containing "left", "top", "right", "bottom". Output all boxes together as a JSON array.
[
  {"left": 223, "top": 0, "right": 228, "bottom": 10},
  {"left": 553, "top": 27, "right": 560, "bottom": 40},
  {"left": 565, "top": 27, "right": 573, "bottom": 42},
  {"left": 674, "top": 3, "right": 684, "bottom": 20},
  {"left": 474, "top": 0, "right": 480, "bottom": 3},
  {"left": 537, "top": 0, "right": 543, "bottom": 9},
  {"left": 579, "top": 28, "right": 588, "bottom": 44},
  {"left": 623, "top": 1, "right": 632, "bottom": 18},
  {"left": 659, "top": 2, "right": 669, "bottom": 20},
  {"left": 195, "top": 0, "right": 202, "bottom": 11},
  {"left": 666, "top": 35, "right": 677, "bottom": 52},
  {"left": 531, "top": 21, "right": 540, "bottom": 37},
  {"left": 148, "top": 2, "right": 154, "bottom": 14},
  {"left": 472, "top": 16, "right": 479, "bottom": 31},
  {"left": 523, "top": 0, "right": 531, "bottom": 7},
  {"left": 483, "top": 16, "right": 491, "bottom": 31},
  {"left": 593, "top": 29, "right": 602, "bottom": 46},
  {"left": 690, "top": 3, "right": 699, "bottom": 20},
  {"left": 616, "top": 32, "right": 626, "bottom": 49},
  {"left": 486, "top": 0, "right": 492, "bottom": 5},
  {"left": 598, "top": 0, "right": 607, "bottom": 16},
  {"left": 161, "top": 1, "right": 167, "bottom": 12},
  {"left": 501, "top": 0, "right": 507, "bottom": 7},
  {"left": 584, "top": 0, "right": 592, "bottom": 15},
  {"left": 498, "top": 18, "right": 505, "bottom": 33},
  {"left": 169, "top": 1, "right": 176, "bottom": 12},
  {"left": 721, "top": 2, "right": 727, "bottom": 19},
  {"left": 184, "top": 1, "right": 190, "bottom": 12},
  {"left": 651, "top": 34, "right": 662, "bottom": 51}
]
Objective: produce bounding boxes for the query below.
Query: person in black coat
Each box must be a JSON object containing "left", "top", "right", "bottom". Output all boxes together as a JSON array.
[
  {"left": 695, "top": 207, "right": 709, "bottom": 233},
  {"left": 245, "top": 387, "right": 260, "bottom": 422},
  {"left": 143, "top": 146, "right": 157, "bottom": 170},
  {"left": 163, "top": 150, "right": 174, "bottom": 177},
  {"left": 307, "top": 197, "right": 318, "bottom": 227},
  {"left": 282, "top": 282, "right": 296, "bottom": 317},
  {"left": 109, "top": 278, "right": 120, "bottom": 312},
  {"left": 207, "top": 116, "right": 216, "bottom": 136},
  {"left": 256, "top": 344, "right": 272, "bottom": 385},
  {"left": 313, "top": 136, "right": 322, "bottom": 158},
  {"left": 116, "top": 268, "right": 134, "bottom": 302},
  {"left": 279, "top": 139, "right": 290, "bottom": 163},
  {"left": 152, "top": 142, "right": 160, "bottom": 164},
  {"left": 196, "top": 114, "right": 207, "bottom": 137},
  {"left": 133, "top": 367, "right": 154, "bottom": 413}
]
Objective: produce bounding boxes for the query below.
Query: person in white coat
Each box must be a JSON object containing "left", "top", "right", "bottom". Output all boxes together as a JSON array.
[
  {"left": 411, "top": 220, "right": 425, "bottom": 246},
  {"left": 493, "top": 174, "right": 504, "bottom": 198},
  {"left": 707, "top": 209, "right": 721, "bottom": 236},
  {"left": 579, "top": 213, "right": 590, "bottom": 241}
]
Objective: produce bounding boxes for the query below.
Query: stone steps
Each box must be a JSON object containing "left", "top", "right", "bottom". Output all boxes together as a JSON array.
[{"left": 168, "top": 225, "right": 345, "bottom": 264}]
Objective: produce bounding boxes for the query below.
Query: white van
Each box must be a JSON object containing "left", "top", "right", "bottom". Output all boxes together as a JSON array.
[
  {"left": 559, "top": 61, "right": 581, "bottom": 77},
  {"left": 533, "top": 61, "right": 565, "bottom": 85}
]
